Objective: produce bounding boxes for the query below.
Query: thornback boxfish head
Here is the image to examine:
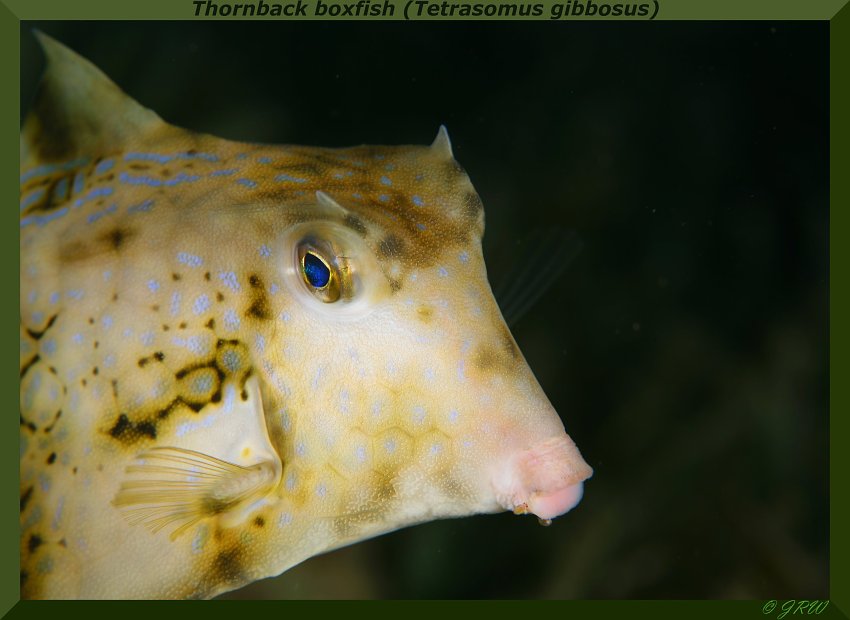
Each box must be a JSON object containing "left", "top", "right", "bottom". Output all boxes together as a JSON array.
[{"left": 19, "top": 33, "right": 592, "bottom": 599}]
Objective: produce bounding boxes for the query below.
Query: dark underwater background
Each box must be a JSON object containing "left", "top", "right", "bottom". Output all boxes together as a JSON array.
[{"left": 20, "top": 20, "right": 829, "bottom": 599}]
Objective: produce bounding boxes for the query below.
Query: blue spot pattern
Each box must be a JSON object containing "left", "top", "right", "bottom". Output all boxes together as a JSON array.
[
  {"left": 275, "top": 173, "right": 307, "bottom": 184},
  {"left": 20, "top": 157, "right": 89, "bottom": 184},
  {"left": 20, "top": 188, "right": 46, "bottom": 211},
  {"left": 124, "top": 152, "right": 219, "bottom": 163},
  {"left": 20, "top": 208, "right": 69, "bottom": 229},
  {"left": 87, "top": 204, "right": 117, "bottom": 224},
  {"left": 119, "top": 172, "right": 200, "bottom": 187},
  {"left": 128, "top": 199, "right": 155, "bottom": 214},
  {"left": 177, "top": 253, "right": 203, "bottom": 267},
  {"left": 74, "top": 186, "right": 113, "bottom": 208},
  {"left": 95, "top": 158, "right": 115, "bottom": 174}
]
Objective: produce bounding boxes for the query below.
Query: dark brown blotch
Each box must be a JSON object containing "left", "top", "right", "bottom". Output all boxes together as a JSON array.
[
  {"left": 474, "top": 346, "right": 499, "bottom": 371},
  {"left": 102, "top": 227, "right": 134, "bottom": 251},
  {"left": 59, "top": 227, "right": 136, "bottom": 263},
  {"left": 138, "top": 352, "right": 165, "bottom": 367},
  {"left": 379, "top": 234, "right": 405, "bottom": 259},
  {"left": 20, "top": 354, "right": 40, "bottom": 379},
  {"left": 108, "top": 413, "right": 158, "bottom": 443},
  {"left": 44, "top": 409, "right": 62, "bottom": 433},
  {"left": 26, "top": 314, "right": 57, "bottom": 340},
  {"left": 20, "top": 416, "right": 37, "bottom": 433},
  {"left": 500, "top": 325, "right": 521, "bottom": 361},
  {"left": 177, "top": 366, "right": 223, "bottom": 409},
  {"left": 20, "top": 486, "right": 34, "bottom": 512},
  {"left": 343, "top": 214, "right": 368, "bottom": 236},
  {"left": 245, "top": 297, "right": 271, "bottom": 321},
  {"left": 473, "top": 332, "right": 521, "bottom": 374},
  {"left": 212, "top": 548, "right": 244, "bottom": 585},
  {"left": 245, "top": 275, "right": 271, "bottom": 321},
  {"left": 200, "top": 497, "right": 233, "bottom": 516},
  {"left": 27, "top": 534, "right": 43, "bottom": 554},
  {"left": 20, "top": 408, "right": 40, "bottom": 433}
]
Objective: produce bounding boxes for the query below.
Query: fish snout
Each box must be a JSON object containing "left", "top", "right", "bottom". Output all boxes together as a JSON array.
[{"left": 492, "top": 434, "right": 593, "bottom": 521}]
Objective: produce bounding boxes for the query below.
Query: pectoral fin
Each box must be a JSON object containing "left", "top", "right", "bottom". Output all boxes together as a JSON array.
[{"left": 113, "top": 447, "right": 278, "bottom": 540}]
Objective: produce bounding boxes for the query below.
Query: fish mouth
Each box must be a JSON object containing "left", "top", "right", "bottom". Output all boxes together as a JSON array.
[{"left": 492, "top": 434, "right": 593, "bottom": 521}]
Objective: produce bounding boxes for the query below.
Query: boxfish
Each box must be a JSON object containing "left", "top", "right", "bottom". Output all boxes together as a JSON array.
[{"left": 19, "top": 32, "right": 593, "bottom": 599}]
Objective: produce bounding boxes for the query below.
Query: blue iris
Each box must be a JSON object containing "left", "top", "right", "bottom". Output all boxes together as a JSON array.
[{"left": 303, "top": 252, "right": 331, "bottom": 288}]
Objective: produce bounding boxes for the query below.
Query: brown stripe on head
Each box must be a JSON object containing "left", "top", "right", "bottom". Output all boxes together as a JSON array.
[{"left": 249, "top": 141, "right": 486, "bottom": 273}]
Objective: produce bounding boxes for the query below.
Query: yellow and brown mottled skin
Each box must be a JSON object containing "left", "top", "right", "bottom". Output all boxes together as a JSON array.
[{"left": 20, "top": 33, "right": 593, "bottom": 599}]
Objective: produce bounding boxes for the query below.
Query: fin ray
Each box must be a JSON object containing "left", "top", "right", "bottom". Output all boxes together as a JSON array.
[
  {"left": 113, "top": 447, "right": 278, "bottom": 540},
  {"left": 493, "top": 228, "right": 583, "bottom": 327}
]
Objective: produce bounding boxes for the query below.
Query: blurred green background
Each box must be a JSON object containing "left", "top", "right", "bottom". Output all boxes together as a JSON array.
[{"left": 20, "top": 21, "right": 828, "bottom": 599}]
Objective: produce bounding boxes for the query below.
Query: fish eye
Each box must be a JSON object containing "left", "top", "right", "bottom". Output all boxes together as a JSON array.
[
  {"left": 298, "top": 245, "right": 342, "bottom": 303},
  {"left": 302, "top": 251, "right": 331, "bottom": 289},
  {"left": 284, "top": 226, "right": 380, "bottom": 318}
]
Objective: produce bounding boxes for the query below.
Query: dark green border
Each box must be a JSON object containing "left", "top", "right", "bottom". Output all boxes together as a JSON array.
[
  {"left": 830, "top": 2, "right": 848, "bottom": 615},
  {"left": 0, "top": 0, "right": 848, "bottom": 19},
  {"left": 2, "top": 0, "right": 847, "bottom": 617},
  {"left": 2, "top": 1, "right": 19, "bottom": 616}
]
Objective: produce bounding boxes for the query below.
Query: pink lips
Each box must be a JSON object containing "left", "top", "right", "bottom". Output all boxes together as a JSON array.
[
  {"left": 525, "top": 481, "right": 585, "bottom": 520},
  {"left": 493, "top": 434, "right": 593, "bottom": 521}
]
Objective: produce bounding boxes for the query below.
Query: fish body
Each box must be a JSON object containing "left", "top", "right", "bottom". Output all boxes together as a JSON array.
[{"left": 19, "top": 34, "right": 592, "bottom": 599}]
